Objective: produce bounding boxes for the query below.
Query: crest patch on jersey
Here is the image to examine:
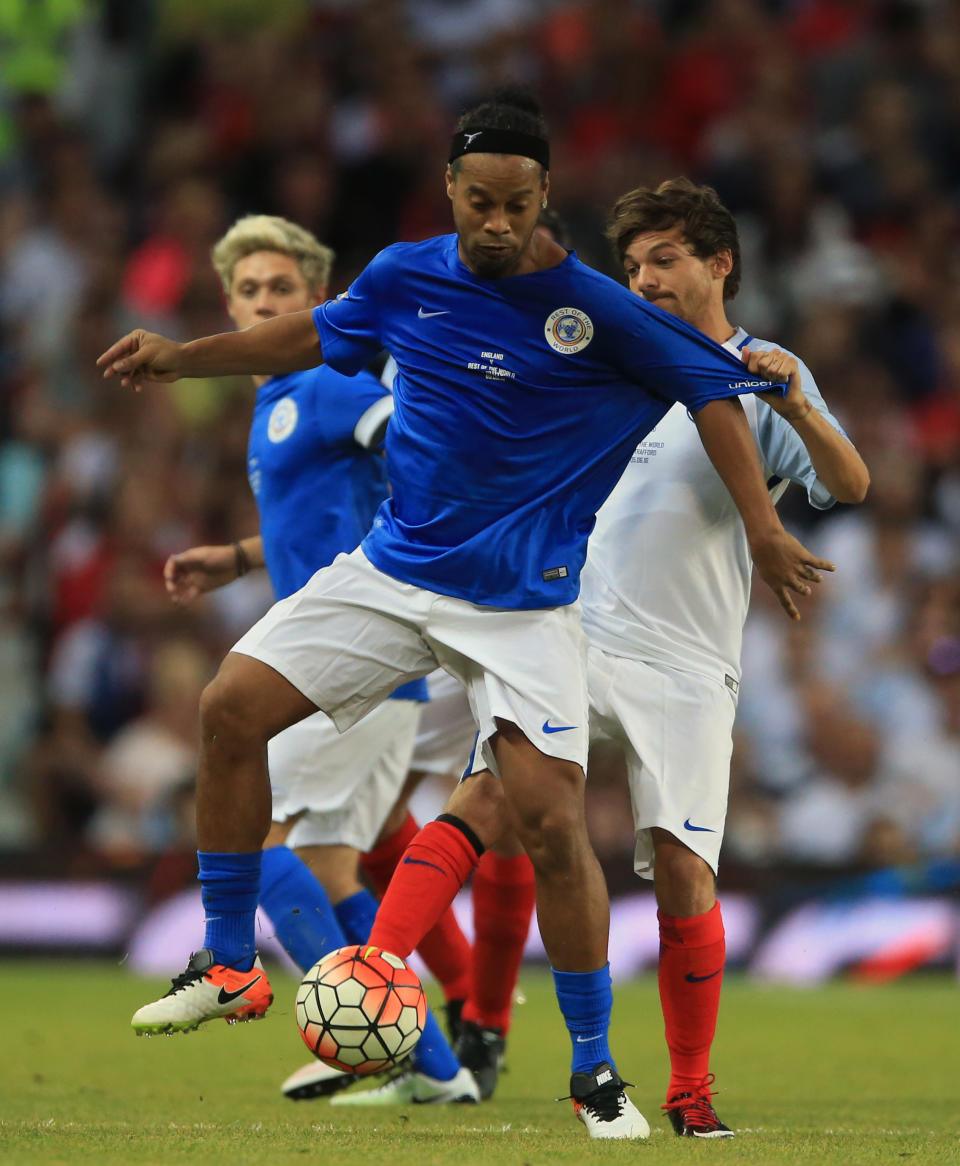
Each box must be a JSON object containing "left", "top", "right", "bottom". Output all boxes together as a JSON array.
[
  {"left": 268, "top": 397, "right": 299, "bottom": 443},
  {"left": 544, "top": 307, "right": 594, "bottom": 355}
]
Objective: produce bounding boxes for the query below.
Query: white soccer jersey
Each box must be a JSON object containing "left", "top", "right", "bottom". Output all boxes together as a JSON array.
[{"left": 580, "top": 328, "right": 843, "bottom": 686}]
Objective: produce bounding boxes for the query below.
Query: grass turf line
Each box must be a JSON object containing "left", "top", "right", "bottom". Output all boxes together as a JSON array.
[{"left": 1, "top": 961, "right": 958, "bottom": 1164}]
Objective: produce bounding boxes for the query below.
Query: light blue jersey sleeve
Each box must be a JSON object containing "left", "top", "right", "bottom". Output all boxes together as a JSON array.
[{"left": 752, "top": 347, "right": 847, "bottom": 511}]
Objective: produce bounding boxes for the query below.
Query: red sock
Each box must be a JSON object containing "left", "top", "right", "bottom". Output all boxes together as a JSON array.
[
  {"left": 361, "top": 811, "right": 420, "bottom": 891},
  {"left": 368, "top": 816, "right": 482, "bottom": 960},
  {"left": 658, "top": 900, "right": 725, "bottom": 1098},
  {"left": 362, "top": 813, "right": 472, "bottom": 1002},
  {"left": 461, "top": 851, "right": 536, "bottom": 1035}
]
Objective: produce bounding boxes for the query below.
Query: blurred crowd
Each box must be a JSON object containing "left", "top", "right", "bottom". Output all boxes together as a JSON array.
[{"left": 0, "top": 0, "right": 957, "bottom": 888}]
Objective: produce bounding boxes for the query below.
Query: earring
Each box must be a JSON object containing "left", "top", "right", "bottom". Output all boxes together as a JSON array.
[{"left": 541, "top": 199, "right": 548, "bottom": 209}]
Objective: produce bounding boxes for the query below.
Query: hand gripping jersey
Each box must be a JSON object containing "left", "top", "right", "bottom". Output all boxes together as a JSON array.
[
  {"left": 313, "top": 235, "right": 785, "bottom": 610},
  {"left": 247, "top": 363, "right": 425, "bottom": 702},
  {"left": 580, "top": 329, "right": 845, "bottom": 685}
]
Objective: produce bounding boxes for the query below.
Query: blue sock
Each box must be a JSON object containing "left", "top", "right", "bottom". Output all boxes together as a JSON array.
[
  {"left": 333, "top": 888, "right": 379, "bottom": 946},
  {"left": 198, "top": 850, "right": 261, "bottom": 972},
  {"left": 410, "top": 1007, "right": 461, "bottom": 1082},
  {"left": 259, "top": 846, "right": 347, "bottom": 973},
  {"left": 333, "top": 887, "right": 460, "bottom": 1082},
  {"left": 552, "top": 964, "right": 615, "bottom": 1074}
]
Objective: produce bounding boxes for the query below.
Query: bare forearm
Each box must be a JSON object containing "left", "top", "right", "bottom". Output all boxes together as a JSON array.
[
  {"left": 694, "top": 397, "right": 781, "bottom": 547},
  {"left": 180, "top": 310, "right": 323, "bottom": 379},
  {"left": 787, "top": 406, "right": 869, "bottom": 504},
  {"left": 694, "top": 396, "right": 837, "bottom": 622},
  {"left": 236, "top": 535, "right": 265, "bottom": 572}
]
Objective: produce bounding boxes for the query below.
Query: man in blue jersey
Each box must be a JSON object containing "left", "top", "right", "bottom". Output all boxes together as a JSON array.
[
  {"left": 99, "top": 90, "right": 832, "bottom": 1139},
  {"left": 414, "top": 179, "right": 870, "bottom": 1129},
  {"left": 139, "top": 214, "right": 476, "bottom": 1102}
]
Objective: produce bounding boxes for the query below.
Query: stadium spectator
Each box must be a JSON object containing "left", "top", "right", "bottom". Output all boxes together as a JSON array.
[
  {"left": 775, "top": 686, "right": 906, "bottom": 868},
  {"left": 85, "top": 639, "right": 208, "bottom": 864}
]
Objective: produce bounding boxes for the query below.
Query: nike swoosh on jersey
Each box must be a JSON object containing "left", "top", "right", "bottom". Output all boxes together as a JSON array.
[
  {"left": 417, "top": 307, "right": 450, "bottom": 318},
  {"left": 683, "top": 818, "right": 717, "bottom": 832},
  {"left": 217, "top": 974, "right": 262, "bottom": 1005},
  {"left": 542, "top": 720, "right": 577, "bottom": 734},
  {"left": 685, "top": 969, "right": 722, "bottom": 983},
  {"left": 402, "top": 856, "right": 446, "bottom": 874}
]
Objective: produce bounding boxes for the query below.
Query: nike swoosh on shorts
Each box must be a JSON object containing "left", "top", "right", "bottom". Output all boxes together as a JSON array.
[
  {"left": 683, "top": 818, "right": 717, "bottom": 832},
  {"left": 542, "top": 720, "right": 577, "bottom": 734}
]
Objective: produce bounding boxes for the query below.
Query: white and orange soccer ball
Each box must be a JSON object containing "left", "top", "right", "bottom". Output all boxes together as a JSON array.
[{"left": 296, "top": 945, "right": 427, "bottom": 1075}]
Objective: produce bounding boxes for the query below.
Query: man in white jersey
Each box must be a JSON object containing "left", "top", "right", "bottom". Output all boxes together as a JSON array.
[{"left": 582, "top": 178, "right": 869, "bottom": 1137}]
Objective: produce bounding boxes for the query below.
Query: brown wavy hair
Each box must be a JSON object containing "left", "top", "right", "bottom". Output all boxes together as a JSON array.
[{"left": 606, "top": 177, "right": 741, "bottom": 300}]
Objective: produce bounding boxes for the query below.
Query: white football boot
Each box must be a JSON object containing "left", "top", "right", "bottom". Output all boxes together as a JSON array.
[
  {"left": 567, "top": 1062, "right": 650, "bottom": 1140},
  {"left": 281, "top": 1059, "right": 356, "bottom": 1100},
  {"left": 330, "top": 1065, "right": 479, "bottom": 1106}
]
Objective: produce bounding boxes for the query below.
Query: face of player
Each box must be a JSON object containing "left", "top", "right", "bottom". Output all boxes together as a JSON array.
[
  {"left": 622, "top": 225, "right": 730, "bottom": 331},
  {"left": 446, "top": 154, "right": 548, "bottom": 278},
  {"left": 226, "top": 251, "right": 323, "bottom": 331}
]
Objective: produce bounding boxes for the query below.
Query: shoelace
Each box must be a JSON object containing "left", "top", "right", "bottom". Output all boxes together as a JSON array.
[
  {"left": 164, "top": 958, "right": 206, "bottom": 996},
  {"left": 662, "top": 1073, "right": 721, "bottom": 1127},
  {"left": 581, "top": 1088, "right": 628, "bottom": 1122},
  {"left": 557, "top": 1075, "right": 635, "bottom": 1122}
]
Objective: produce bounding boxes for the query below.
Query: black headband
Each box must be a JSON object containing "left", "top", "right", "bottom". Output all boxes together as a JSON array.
[{"left": 449, "top": 128, "right": 550, "bottom": 169}]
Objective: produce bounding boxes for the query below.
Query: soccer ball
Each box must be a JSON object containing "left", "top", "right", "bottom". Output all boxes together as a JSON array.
[{"left": 296, "top": 945, "right": 427, "bottom": 1074}]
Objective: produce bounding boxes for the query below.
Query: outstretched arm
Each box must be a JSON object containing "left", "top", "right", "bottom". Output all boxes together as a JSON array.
[
  {"left": 694, "top": 396, "right": 835, "bottom": 621},
  {"left": 747, "top": 347, "right": 870, "bottom": 504},
  {"left": 164, "top": 536, "right": 266, "bottom": 606},
  {"left": 97, "top": 310, "right": 322, "bottom": 390}
]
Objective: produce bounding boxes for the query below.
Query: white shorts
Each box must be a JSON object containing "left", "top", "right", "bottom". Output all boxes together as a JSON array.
[
  {"left": 587, "top": 645, "right": 737, "bottom": 879},
  {"left": 268, "top": 698, "right": 420, "bottom": 852},
  {"left": 409, "top": 669, "right": 477, "bottom": 777},
  {"left": 231, "top": 547, "right": 590, "bottom": 774}
]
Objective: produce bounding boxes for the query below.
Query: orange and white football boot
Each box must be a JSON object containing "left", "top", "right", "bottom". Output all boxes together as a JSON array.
[{"left": 131, "top": 948, "right": 273, "bottom": 1035}]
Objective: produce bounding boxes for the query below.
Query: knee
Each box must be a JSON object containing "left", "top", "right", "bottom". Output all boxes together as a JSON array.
[
  {"left": 493, "top": 725, "right": 589, "bottom": 868},
  {"left": 445, "top": 771, "right": 508, "bottom": 850},
  {"left": 652, "top": 830, "right": 716, "bottom": 913},
  {"left": 510, "top": 789, "right": 585, "bottom": 872},
  {"left": 199, "top": 669, "right": 265, "bottom": 745}
]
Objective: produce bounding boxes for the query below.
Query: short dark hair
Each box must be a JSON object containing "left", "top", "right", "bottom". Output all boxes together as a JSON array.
[
  {"left": 451, "top": 86, "right": 549, "bottom": 185},
  {"left": 606, "top": 178, "right": 742, "bottom": 300}
]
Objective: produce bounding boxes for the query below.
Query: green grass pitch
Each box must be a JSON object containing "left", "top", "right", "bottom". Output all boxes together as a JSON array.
[{"left": 1, "top": 961, "right": 958, "bottom": 1164}]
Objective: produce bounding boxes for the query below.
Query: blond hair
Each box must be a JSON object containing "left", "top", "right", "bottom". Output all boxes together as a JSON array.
[{"left": 211, "top": 214, "right": 334, "bottom": 297}]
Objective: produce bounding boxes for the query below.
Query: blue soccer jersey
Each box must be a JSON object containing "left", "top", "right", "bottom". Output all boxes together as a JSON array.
[
  {"left": 247, "top": 364, "right": 425, "bottom": 702},
  {"left": 313, "top": 234, "right": 784, "bottom": 610}
]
